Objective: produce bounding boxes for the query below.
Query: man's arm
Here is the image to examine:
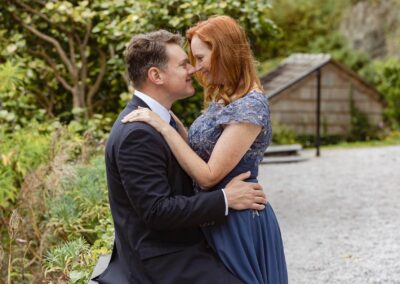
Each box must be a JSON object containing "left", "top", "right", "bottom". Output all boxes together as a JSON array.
[{"left": 224, "top": 171, "right": 266, "bottom": 211}]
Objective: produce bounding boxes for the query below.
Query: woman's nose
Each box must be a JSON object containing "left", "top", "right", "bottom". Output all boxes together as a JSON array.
[
  {"left": 188, "top": 64, "right": 203, "bottom": 75},
  {"left": 193, "top": 64, "right": 203, "bottom": 73}
]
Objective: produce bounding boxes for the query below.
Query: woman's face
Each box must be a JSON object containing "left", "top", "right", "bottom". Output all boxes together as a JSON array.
[{"left": 190, "top": 35, "right": 213, "bottom": 84}]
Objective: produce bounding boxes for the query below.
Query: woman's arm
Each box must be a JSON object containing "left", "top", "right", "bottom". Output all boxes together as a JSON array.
[
  {"left": 164, "top": 122, "right": 261, "bottom": 189},
  {"left": 122, "top": 108, "right": 261, "bottom": 189}
]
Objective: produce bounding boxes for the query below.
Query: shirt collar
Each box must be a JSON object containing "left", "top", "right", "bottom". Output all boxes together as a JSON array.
[{"left": 134, "top": 90, "right": 171, "bottom": 123}]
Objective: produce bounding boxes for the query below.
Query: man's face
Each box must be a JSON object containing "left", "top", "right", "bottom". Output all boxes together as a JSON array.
[{"left": 160, "top": 44, "right": 196, "bottom": 100}]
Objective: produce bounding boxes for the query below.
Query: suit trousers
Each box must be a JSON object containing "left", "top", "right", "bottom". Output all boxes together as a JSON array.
[{"left": 142, "top": 241, "right": 243, "bottom": 284}]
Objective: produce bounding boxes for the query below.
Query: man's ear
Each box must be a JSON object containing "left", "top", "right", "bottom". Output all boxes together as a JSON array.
[{"left": 147, "top": 67, "right": 164, "bottom": 85}]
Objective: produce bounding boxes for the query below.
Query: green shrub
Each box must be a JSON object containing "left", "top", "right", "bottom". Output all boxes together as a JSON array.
[
  {"left": 348, "top": 93, "right": 376, "bottom": 141},
  {"left": 43, "top": 154, "right": 112, "bottom": 283},
  {"left": 0, "top": 123, "right": 51, "bottom": 210},
  {"left": 271, "top": 120, "right": 298, "bottom": 145},
  {"left": 0, "top": 61, "right": 46, "bottom": 132},
  {"left": 363, "top": 58, "right": 400, "bottom": 130},
  {"left": 47, "top": 156, "right": 109, "bottom": 243},
  {"left": 297, "top": 135, "right": 345, "bottom": 148},
  {"left": 1, "top": 123, "right": 112, "bottom": 283},
  {"left": 44, "top": 238, "right": 90, "bottom": 282}
]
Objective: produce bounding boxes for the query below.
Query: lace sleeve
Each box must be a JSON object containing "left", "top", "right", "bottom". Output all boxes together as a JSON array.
[{"left": 216, "top": 91, "right": 270, "bottom": 128}]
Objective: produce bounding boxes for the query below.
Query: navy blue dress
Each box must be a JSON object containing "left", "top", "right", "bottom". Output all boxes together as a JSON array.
[{"left": 188, "top": 91, "right": 288, "bottom": 284}]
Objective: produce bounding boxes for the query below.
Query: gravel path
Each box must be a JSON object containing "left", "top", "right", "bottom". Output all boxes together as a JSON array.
[{"left": 258, "top": 145, "right": 400, "bottom": 284}]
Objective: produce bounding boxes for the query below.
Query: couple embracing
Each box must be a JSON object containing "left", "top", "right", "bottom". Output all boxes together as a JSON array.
[{"left": 93, "top": 15, "right": 288, "bottom": 284}]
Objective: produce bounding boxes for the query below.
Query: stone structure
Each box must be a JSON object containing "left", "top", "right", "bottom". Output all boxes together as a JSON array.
[{"left": 340, "top": 0, "right": 400, "bottom": 59}]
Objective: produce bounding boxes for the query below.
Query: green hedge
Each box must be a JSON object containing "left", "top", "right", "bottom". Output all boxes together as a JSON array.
[{"left": 1, "top": 124, "right": 112, "bottom": 283}]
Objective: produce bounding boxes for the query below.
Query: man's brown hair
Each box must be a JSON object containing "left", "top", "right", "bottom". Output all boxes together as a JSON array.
[{"left": 124, "top": 30, "right": 182, "bottom": 88}]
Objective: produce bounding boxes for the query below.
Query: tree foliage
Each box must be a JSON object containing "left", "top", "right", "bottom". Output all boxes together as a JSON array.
[
  {"left": 1, "top": 0, "right": 278, "bottom": 125},
  {"left": 366, "top": 58, "right": 400, "bottom": 129},
  {"left": 0, "top": 61, "right": 46, "bottom": 130}
]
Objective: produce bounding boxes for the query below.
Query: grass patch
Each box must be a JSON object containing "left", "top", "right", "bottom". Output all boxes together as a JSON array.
[{"left": 322, "top": 131, "right": 400, "bottom": 149}]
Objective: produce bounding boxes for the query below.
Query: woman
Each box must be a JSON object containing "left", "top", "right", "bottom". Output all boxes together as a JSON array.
[{"left": 123, "top": 15, "right": 288, "bottom": 284}]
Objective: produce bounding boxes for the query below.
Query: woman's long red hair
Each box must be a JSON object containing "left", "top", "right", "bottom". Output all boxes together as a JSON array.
[{"left": 186, "top": 15, "right": 262, "bottom": 105}]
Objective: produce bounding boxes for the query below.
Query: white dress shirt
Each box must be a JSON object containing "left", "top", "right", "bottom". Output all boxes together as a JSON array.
[
  {"left": 134, "top": 90, "right": 171, "bottom": 123},
  {"left": 134, "top": 90, "right": 229, "bottom": 215}
]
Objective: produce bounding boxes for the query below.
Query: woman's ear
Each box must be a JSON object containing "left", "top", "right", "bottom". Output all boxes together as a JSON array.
[{"left": 148, "top": 67, "right": 164, "bottom": 85}]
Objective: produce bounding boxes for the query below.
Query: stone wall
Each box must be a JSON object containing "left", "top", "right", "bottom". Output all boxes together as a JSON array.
[{"left": 340, "top": 0, "right": 400, "bottom": 59}]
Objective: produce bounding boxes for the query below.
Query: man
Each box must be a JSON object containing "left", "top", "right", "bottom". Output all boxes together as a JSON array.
[{"left": 93, "top": 30, "right": 266, "bottom": 284}]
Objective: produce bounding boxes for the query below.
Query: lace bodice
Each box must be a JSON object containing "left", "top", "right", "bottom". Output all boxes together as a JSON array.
[{"left": 188, "top": 90, "right": 272, "bottom": 188}]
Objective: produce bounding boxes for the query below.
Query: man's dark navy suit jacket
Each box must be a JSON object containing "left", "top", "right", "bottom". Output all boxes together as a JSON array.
[{"left": 93, "top": 96, "right": 240, "bottom": 284}]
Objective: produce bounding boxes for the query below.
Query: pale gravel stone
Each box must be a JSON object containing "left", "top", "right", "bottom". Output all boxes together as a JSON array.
[{"left": 258, "top": 145, "right": 400, "bottom": 284}]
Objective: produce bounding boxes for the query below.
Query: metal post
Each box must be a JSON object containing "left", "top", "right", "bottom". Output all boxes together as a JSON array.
[{"left": 316, "top": 69, "right": 321, "bottom": 157}]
